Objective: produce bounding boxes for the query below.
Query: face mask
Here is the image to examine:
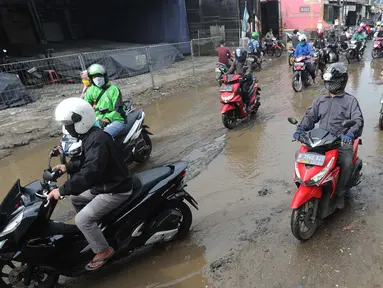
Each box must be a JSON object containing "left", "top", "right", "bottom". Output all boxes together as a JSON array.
[
  {"left": 93, "top": 77, "right": 105, "bottom": 87},
  {"left": 82, "top": 79, "right": 91, "bottom": 87}
]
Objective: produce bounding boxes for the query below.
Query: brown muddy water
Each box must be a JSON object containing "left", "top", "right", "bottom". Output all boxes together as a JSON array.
[{"left": 2, "top": 46, "right": 383, "bottom": 287}]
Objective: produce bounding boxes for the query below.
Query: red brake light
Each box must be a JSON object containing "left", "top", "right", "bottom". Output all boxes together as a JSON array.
[{"left": 181, "top": 169, "right": 187, "bottom": 177}]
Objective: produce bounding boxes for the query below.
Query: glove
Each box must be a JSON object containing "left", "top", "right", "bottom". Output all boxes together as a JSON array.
[
  {"left": 293, "top": 128, "right": 305, "bottom": 141},
  {"left": 341, "top": 132, "right": 354, "bottom": 144},
  {"left": 98, "top": 119, "right": 109, "bottom": 129}
]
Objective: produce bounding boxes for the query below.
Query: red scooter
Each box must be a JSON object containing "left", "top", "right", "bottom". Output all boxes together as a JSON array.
[
  {"left": 372, "top": 37, "right": 383, "bottom": 59},
  {"left": 288, "top": 117, "right": 363, "bottom": 241},
  {"left": 220, "top": 74, "right": 261, "bottom": 129}
]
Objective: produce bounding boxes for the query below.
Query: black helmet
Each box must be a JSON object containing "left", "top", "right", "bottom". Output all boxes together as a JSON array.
[
  {"left": 323, "top": 63, "right": 348, "bottom": 94},
  {"left": 235, "top": 48, "right": 247, "bottom": 63},
  {"left": 293, "top": 29, "right": 299, "bottom": 35}
]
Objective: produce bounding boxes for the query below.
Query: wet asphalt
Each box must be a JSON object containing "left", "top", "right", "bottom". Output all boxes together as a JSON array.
[{"left": 1, "top": 41, "right": 383, "bottom": 287}]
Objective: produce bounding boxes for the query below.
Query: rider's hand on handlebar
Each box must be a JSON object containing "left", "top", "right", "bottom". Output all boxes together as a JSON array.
[
  {"left": 47, "top": 188, "right": 61, "bottom": 201},
  {"left": 53, "top": 164, "right": 67, "bottom": 174}
]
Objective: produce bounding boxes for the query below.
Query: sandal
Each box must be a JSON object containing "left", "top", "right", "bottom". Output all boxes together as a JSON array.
[{"left": 85, "top": 250, "right": 115, "bottom": 271}]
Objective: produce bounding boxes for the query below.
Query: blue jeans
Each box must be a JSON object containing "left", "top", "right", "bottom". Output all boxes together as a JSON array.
[{"left": 103, "top": 121, "right": 125, "bottom": 138}]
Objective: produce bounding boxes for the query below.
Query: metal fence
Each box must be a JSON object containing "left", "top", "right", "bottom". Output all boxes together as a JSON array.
[{"left": 0, "top": 36, "right": 221, "bottom": 110}]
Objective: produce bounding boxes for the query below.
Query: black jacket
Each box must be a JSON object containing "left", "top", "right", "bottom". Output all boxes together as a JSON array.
[
  {"left": 59, "top": 127, "right": 132, "bottom": 196},
  {"left": 313, "top": 37, "right": 326, "bottom": 49},
  {"left": 299, "top": 93, "right": 364, "bottom": 138}
]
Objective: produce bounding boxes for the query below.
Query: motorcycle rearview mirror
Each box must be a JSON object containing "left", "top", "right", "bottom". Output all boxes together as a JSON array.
[
  {"left": 288, "top": 117, "right": 299, "bottom": 125},
  {"left": 342, "top": 120, "right": 356, "bottom": 128}
]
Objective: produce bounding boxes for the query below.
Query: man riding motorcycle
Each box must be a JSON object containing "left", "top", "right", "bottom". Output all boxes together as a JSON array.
[
  {"left": 326, "top": 29, "right": 339, "bottom": 62},
  {"left": 294, "top": 34, "right": 318, "bottom": 85},
  {"left": 353, "top": 27, "right": 365, "bottom": 55},
  {"left": 340, "top": 27, "right": 349, "bottom": 50},
  {"left": 216, "top": 40, "right": 233, "bottom": 67},
  {"left": 293, "top": 63, "right": 364, "bottom": 209},
  {"left": 48, "top": 97, "right": 133, "bottom": 271},
  {"left": 374, "top": 23, "right": 383, "bottom": 38},
  {"left": 226, "top": 48, "right": 255, "bottom": 111},
  {"left": 84, "top": 64, "right": 126, "bottom": 138},
  {"left": 313, "top": 29, "right": 326, "bottom": 50},
  {"left": 248, "top": 32, "right": 261, "bottom": 65}
]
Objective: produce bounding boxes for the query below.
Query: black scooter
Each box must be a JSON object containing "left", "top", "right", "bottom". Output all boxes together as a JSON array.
[{"left": 0, "top": 150, "right": 198, "bottom": 287}]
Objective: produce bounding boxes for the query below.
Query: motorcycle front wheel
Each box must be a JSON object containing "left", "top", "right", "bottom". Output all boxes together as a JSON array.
[
  {"left": 289, "top": 56, "right": 294, "bottom": 66},
  {"left": 222, "top": 110, "right": 237, "bottom": 129},
  {"left": 292, "top": 75, "right": 303, "bottom": 92},
  {"left": 274, "top": 48, "right": 282, "bottom": 57},
  {"left": 291, "top": 198, "right": 319, "bottom": 241},
  {"left": 0, "top": 261, "right": 59, "bottom": 288},
  {"left": 379, "top": 114, "right": 383, "bottom": 130},
  {"left": 372, "top": 48, "right": 380, "bottom": 59}
]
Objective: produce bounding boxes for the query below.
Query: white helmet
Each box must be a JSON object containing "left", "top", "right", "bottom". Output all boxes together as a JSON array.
[
  {"left": 298, "top": 34, "right": 307, "bottom": 42},
  {"left": 55, "top": 97, "right": 96, "bottom": 137}
]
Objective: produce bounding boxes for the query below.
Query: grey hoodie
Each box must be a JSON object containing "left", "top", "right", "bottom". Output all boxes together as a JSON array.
[{"left": 299, "top": 92, "right": 364, "bottom": 138}]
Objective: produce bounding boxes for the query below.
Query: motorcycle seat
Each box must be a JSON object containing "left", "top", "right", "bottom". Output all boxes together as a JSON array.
[
  {"left": 100, "top": 166, "right": 173, "bottom": 224},
  {"left": 115, "top": 110, "right": 143, "bottom": 141}
]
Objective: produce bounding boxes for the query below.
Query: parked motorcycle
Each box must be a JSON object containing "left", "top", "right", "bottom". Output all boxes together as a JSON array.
[
  {"left": 292, "top": 56, "right": 312, "bottom": 92},
  {"left": 219, "top": 73, "right": 261, "bottom": 129},
  {"left": 288, "top": 47, "right": 295, "bottom": 66},
  {"left": 346, "top": 40, "right": 363, "bottom": 63},
  {"left": 216, "top": 62, "right": 229, "bottom": 86},
  {"left": 287, "top": 117, "right": 363, "bottom": 241},
  {"left": 0, "top": 151, "right": 198, "bottom": 287},
  {"left": 266, "top": 38, "right": 282, "bottom": 57},
  {"left": 372, "top": 37, "right": 383, "bottom": 59},
  {"left": 60, "top": 102, "right": 152, "bottom": 165}
]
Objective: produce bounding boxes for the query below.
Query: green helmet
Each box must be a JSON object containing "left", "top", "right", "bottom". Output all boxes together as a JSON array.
[
  {"left": 251, "top": 32, "right": 259, "bottom": 39},
  {"left": 87, "top": 64, "right": 107, "bottom": 77},
  {"left": 87, "top": 64, "right": 108, "bottom": 85}
]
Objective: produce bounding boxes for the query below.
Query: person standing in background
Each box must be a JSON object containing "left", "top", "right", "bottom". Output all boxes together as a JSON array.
[{"left": 80, "top": 70, "right": 91, "bottom": 99}]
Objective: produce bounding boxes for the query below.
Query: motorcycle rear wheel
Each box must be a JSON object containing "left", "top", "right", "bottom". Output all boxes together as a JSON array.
[
  {"left": 274, "top": 48, "right": 282, "bottom": 57},
  {"left": 222, "top": 110, "right": 237, "bottom": 129},
  {"left": 379, "top": 114, "right": 383, "bottom": 130},
  {"left": 0, "top": 261, "right": 59, "bottom": 288},
  {"left": 134, "top": 133, "right": 152, "bottom": 163},
  {"left": 289, "top": 57, "right": 294, "bottom": 66},
  {"left": 291, "top": 199, "right": 319, "bottom": 241}
]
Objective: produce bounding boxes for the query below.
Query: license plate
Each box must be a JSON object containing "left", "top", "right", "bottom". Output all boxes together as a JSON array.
[
  {"left": 296, "top": 153, "right": 326, "bottom": 166},
  {"left": 220, "top": 85, "right": 233, "bottom": 92},
  {"left": 215, "top": 68, "right": 221, "bottom": 72}
]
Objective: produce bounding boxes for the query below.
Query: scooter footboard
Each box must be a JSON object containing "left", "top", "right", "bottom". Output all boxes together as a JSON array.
[{"left": 291, "top": 185, "right": 322, "bottom": 209}]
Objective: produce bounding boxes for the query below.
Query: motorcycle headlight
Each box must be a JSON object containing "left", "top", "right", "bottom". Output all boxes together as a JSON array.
[
  {"left": 0, "top": 212, "right": 23, "bottom": 237},
  {"left": 380, "top": 97, "right": 383, "bottom": 104},
  {"left": 306, "top": 157, "right": 335, "bottom": 186},
  {"left": 221, "top": 93, "right": 234, "bottom": 103},
  {"left": 295, "top": 162, "right": 302, "bottom": 183}
]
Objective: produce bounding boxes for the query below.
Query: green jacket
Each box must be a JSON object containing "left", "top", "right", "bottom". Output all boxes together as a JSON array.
[
  {"left": 84, "top": 84, "right": 124, "bottom": 123},
  {"left": 352, "top": 33, "right": 364, "bottom": 41}
]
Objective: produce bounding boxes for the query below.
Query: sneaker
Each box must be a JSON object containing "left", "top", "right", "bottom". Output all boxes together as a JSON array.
[{"left": 336, "top": 195, "right": 345, "bottom": 209}]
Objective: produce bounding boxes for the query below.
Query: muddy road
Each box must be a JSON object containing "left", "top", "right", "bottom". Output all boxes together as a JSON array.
[{"left": 2, "top": 46, "right": 383, "bottom": 287}]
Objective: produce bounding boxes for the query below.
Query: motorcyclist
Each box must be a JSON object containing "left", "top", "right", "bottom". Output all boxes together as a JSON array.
[
  {"left": 292, "top": 29, "right": 300, "bottom": 49},
  {"left": 48, "top": 97, "right": 133, "bottom": 271},
  {"left": 248, "top": 32, "right": 261, "bottom": 64},
  {"left": 353, "top": 27, "right": 365, "bottom": 55},
  {"left": 293, "top": 34, "right": 318, "bottom": 85},
  {"left": 226, "top": 48, "right": 256, "bottom": 111},
  {"left": 265, "top": 29, "right": 274, "bottom": 41},
  {"left": 293, "top": 63, "right": 364, "bottom": 209},
  {"left": 83, "top": 64, "right": 126, "bottom": 138},
  {"left": 216, "top": 40, "right": 233, "bottom": 67},
  {"left": 313, "top": 29, "right": 326, "bottom": 50},
  {"left": 375, "top": 23, "right": 383, "bottom": 38},
  {"left": 326, "top": 29, "right": 339, "bottom": 62},
  {"left": 340, "top": 27, "right": 349, "bottom": 50}
]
